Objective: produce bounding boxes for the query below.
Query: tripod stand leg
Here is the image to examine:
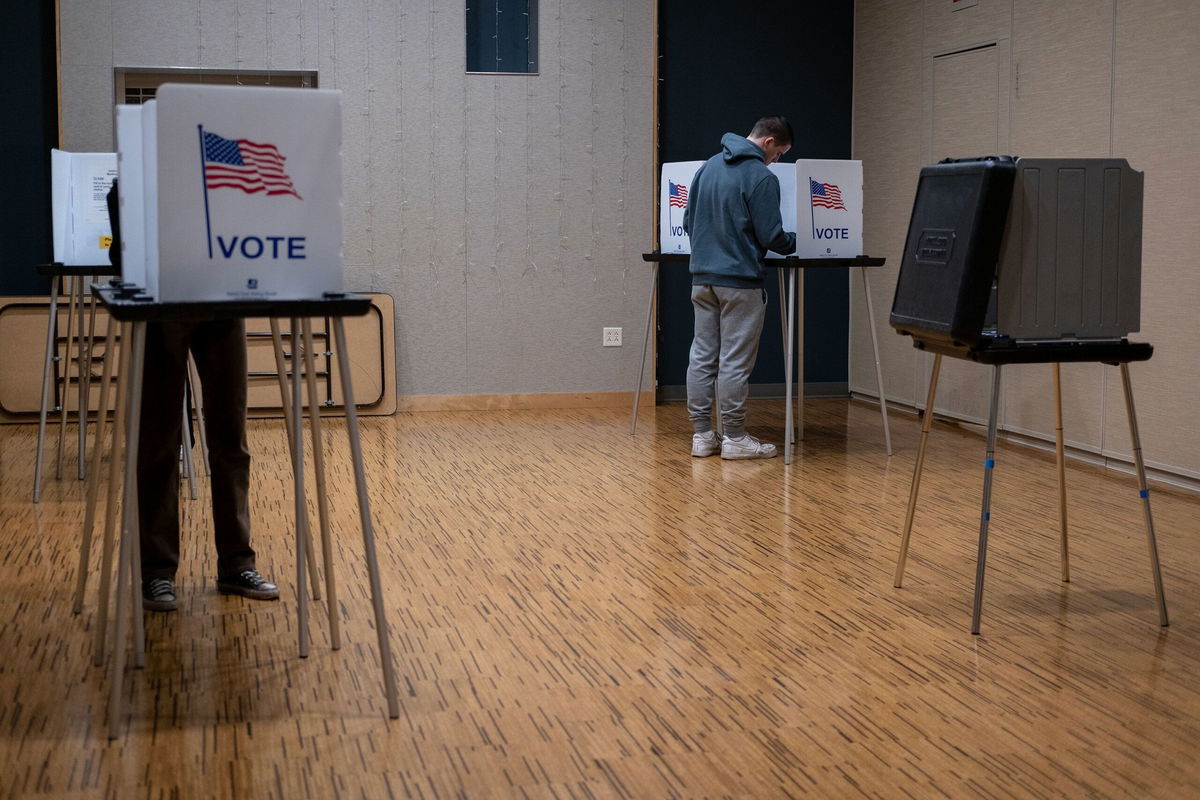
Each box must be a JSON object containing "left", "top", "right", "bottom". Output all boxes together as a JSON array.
[
  {"left": 970, "top": 365, "right": 1003, "bottom": 635},
  {"left": 333, "top": 317, "right": 400, "bottom": 718},
  {"left": 1119, "top": 363, "right": 1168, "bottom": 627},
  {"left": 894, "top": 354, "right": 942, "bottom": 587}
]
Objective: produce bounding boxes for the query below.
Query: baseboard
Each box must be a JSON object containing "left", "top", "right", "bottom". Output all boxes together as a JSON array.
[{"left": 396, "top": 391, "right": 655, "bottom": 412}]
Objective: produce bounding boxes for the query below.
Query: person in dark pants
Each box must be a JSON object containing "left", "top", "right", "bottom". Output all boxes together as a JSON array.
[
  {"left": 683, "top": 116, "right": 798, "bottom": 459},
  {"left": 138, "top": 318, "right": 278, "bottom": 611}
]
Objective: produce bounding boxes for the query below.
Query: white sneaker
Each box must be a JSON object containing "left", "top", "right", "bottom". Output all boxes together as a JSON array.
[
  {"left": 691, "top": 431, "right": 721, "bottom": 457},
  {"left": 721, "top": 434, "right": 777, "bottom": 460}
]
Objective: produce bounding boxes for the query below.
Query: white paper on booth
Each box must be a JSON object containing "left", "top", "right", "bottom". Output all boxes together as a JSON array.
[
  {"left": 141, "top": 101, "right": 160, "bottom": 298},
  {"left": 115, "top": 105, "right": 146, "bottom": 288},
  {"left": 659, "top": 161, "right": 705, "bottom": 254},
  {"left": 50, "top": 149, "right": 70, "bottom": 263},
  {"left": 766, "top": 162, "right": 797, "bottom": 259},
  {"left": 155, "top": 83, "right": 344, "bottom": 302},
  {"left": 50, "top": 150, "right": 117, "bottom": 266}
]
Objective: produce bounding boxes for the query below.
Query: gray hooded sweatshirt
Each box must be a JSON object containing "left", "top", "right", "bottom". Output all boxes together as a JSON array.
[{"left": 682, "top": 133, "right": 797, "bottom": 289}]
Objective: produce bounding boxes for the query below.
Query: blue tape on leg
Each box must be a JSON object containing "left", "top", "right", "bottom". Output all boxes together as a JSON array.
[
  {"left": 1140, "top": 489, "right": 1149, "bottom": 499},
  {"left": 985, "top": 459, "right": 995, "bottom": 469},
  {"left": 984, "top": 512, "right": 991, "bottom": 521}
]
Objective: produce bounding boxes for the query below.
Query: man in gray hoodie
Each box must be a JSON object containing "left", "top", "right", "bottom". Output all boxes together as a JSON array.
[{"left": 683, "top": 116, "right": 797, "bottom": 459}]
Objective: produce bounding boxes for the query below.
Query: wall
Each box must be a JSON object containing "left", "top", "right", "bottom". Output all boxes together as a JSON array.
[
  {"left": 852, "top": 0, "right": 1200, "bottom": 481},
  {"left": 58, "top": 0, "right": 655, "bottom": 400}
]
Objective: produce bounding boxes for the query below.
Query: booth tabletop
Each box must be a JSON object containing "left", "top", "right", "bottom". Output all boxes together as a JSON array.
[
  {"left": 92, "top": 284, "right": 373, "bottom": 322},
  {"left": 642, "top": 252, "right": 885, "bottom": 268},
  {"left": 911, "top": 337, "right": 1154, "bottom": 366}
]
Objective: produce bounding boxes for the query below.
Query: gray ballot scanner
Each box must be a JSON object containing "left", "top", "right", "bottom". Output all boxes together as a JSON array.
[{"left": 890, "top": 156, "right": 1145, "bottom": 362}]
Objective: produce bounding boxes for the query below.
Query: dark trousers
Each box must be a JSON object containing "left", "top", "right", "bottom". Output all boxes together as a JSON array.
[{"left": 137, "top": 319, "right": 255, "bottom": 580}]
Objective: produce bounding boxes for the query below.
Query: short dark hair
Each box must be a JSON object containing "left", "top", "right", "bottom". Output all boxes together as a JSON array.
[{"left": 749, "top": 115, "right": 794, "bottom": 146}]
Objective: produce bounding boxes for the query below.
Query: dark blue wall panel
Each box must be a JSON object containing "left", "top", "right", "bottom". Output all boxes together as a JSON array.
[
  {"left": 657, "top": 0, "right": 854, "bottom": 389},
  {"left": 0, "top": 0, "right": 57, "bottom": 295}
]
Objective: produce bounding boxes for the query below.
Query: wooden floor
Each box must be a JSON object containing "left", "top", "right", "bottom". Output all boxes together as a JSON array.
[{"left": 1, "top": 398, "right": 1199, "bottom": 798}]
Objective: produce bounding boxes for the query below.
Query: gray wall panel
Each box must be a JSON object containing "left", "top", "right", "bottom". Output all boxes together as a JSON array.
[
  {"left": 855, "top": 0, "right": 1200, "bottom": 479},
  {"left": 113, "top": 0, "right": 203, "bottom": 67},
  {"left": 57, "top": 0, "right": 656, "bottom": 399},
  {"left": 60, "top": 0, "right": 113, "bottom": 68}
]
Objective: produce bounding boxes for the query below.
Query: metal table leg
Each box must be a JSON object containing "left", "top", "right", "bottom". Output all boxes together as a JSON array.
[
  {"left": 332, "top": 318, "right": 401, "bottom": 718},
  {"left": 860, "top": 268, "right": 893, "bottom": 456},
  {"left": 1052, "top": 363, "right": 1069, "bottom": 582},
  {"left": 778, "top": 270, "right": 794, "bottom": 446},
  {"left": 894, "top": 354, "right": 942, "bottom": 587},
  {"left": 73, "top": 313, "right": 118, "bottom": 614},
  {"left": 630, "top": 263, "right": 658, "bottom": 436},
  {"left": 270, "top": 319, "right": 322, "bottom": 601},
  {"left": 94, "top": 322, "right": 130, "bottom": 667},
  {"left": 291, "top": 320, "right": 311, "bottom": 658},
  {"left": 970, "top": 365, "right": 1003, "bottom": 635},
  {"left": 79, "top": 277, "right": 99, "bottom": 480},
  {"left": 302, "top": 319, "right": 340, "bottom": 649},
  {"left": 783, "top": 268, "right": 798, "bottom": 464},
  {"left": 57, "top": 277, "right": 82, "bottom": 480},
  {"left": 34, "top": 276, "right": 62, "bottom": 502},
  {"left": 1119, "top": 363, "right": 1169, "bottom": 627},
  {"left": 108, "top": 321, "right": 147, "bottom": 739}
]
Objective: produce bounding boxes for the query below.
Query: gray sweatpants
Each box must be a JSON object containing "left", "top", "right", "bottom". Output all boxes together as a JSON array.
[{"left": 686, "top": 284, "right": 767, "bottom": 438}]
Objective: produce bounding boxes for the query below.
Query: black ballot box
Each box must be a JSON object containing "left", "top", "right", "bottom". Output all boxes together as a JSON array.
[{"left": 890, "top": 156, "right": 1144, "bottom": 357}]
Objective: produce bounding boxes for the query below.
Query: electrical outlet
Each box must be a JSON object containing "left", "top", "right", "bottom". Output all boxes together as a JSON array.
[{"left": 603, "top": 327, "right": 622, "bottom": 347}]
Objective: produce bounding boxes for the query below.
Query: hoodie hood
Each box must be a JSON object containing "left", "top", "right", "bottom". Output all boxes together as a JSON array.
[{"left": 721, "top": 133, "right": 765, "bottom": 164}]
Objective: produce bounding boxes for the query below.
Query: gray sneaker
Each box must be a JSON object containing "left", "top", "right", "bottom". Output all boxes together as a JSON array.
[
  {"left": 721, "top": 434, "right": 777, "bottom": 460},
  {"left": 691, "top": 430, "right": 721, "bottom": 457},
  {"left": 142, "top": 577, "right": 178, "bottom": 612},
  {"left": 217, "top": 569, "right": 280, "bottom": 600}
]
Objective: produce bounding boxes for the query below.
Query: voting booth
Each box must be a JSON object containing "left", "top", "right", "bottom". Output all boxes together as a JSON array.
[
  {"left": 888, "top": 156, "right": 1167, "bottom": 636},
  {"left": 51, "top": 150, "right": 118, "bottom": 266},
  {"left": 116, "top": 84, "right": 343, "bottom": 302},
  {"left": 646, "top": 158, "right": 891, "bottom": 461},
  {"left": 890, "top": 156, "right": 1144, "bottom": 354},
  {"left": 89, "top": 84, "right": 400, "bottom": 738},
  {"left": 659, "top": 159, "right": 864, "bottom": 259}
]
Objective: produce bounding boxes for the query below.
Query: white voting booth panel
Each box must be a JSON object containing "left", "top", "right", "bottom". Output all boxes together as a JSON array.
[
  {"left": 51, "top": 149, "right": 118, "bottom": 266},
  {"left": 784, "top": 159, "right": 862, "bottom": 259},
  {"left": 116, "top": 84, "right": 344, "bottom": 302},
  {"left": 659, "top": 161, "right": 705, "bottom": 253},
  {"left": 659, "top": 159, "right": 863, "bottom": 258},
  {"left": 115, "top": 105, "right": 147, "bottom": 290}
]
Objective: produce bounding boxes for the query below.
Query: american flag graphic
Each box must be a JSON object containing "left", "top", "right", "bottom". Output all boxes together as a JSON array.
[
  {"left": 810, "top": 178, "right": 845, "bottom": 210},
  {"left": 668, "top": 180, "right": 689, "bottom": 208},
  {"left": 202, "top": 131, "right": 301, "bottom": 199}
]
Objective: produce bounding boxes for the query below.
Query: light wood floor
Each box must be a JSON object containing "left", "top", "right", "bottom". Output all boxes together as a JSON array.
[{"left": 1, "top": 398, "right": 1198, "bottom": 798}]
